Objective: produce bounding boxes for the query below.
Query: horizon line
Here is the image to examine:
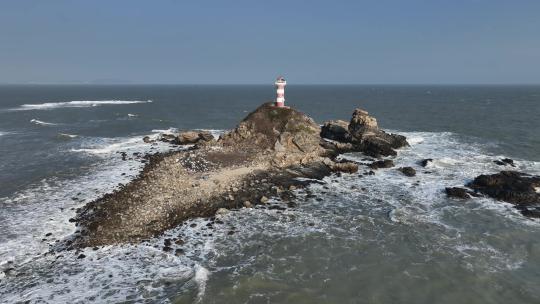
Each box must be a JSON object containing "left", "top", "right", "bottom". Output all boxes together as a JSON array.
[{"left": 1, "top": 83, "right": 540, "bottom": 86}]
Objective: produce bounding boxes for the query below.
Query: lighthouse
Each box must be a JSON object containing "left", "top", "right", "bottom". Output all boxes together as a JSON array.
[{"left": 274, "top": 76, "right": 287, "bottom": 107}]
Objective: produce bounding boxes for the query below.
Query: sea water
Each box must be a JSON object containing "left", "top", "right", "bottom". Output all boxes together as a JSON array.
[{"left": 0, "top": 85, "right": 539, "bottom": 303}]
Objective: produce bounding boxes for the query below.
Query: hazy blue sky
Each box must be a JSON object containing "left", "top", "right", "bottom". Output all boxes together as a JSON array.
[{"left": 1, "top": 0, "right": 539, "bottom": 84}]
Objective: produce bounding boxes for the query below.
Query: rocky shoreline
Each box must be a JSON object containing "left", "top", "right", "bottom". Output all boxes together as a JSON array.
[{"left": 68, "top": 102, "right": 539, "bottom": 249}]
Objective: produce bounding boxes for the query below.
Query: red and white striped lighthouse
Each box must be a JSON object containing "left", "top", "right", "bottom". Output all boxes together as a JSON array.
[{"left": 274, "top": 76, "right": 287, "bottom": 107}]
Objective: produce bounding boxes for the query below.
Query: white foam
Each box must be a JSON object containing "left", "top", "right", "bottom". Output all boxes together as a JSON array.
[
  {"left": 13, "top": 100, "right": 152, "bottom": 111},
  {"left": 194, "top": 265, "right": 210, "bottom": 302},
  {"left": 30, "top": 119, "right": 58, "bottom": 126},
  {"left": 58, "top": 133, "right": 78, "bottom": 138},
  {"left": 152, "top": 127, "right": 178, "bottom": 134},
  {"left": 70, "top": 137, "right": 144, "bottom": 155},
  {"left": 127, "top": 113, "right": 138, "bottom": 117}
]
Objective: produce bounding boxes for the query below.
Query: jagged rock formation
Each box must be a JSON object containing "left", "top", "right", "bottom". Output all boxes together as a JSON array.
[{"left": 320, "top": 108, "right": 408, "bottom": 157}]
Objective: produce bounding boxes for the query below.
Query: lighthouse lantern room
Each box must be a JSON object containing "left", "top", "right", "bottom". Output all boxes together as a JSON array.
[{"left": 274, "top": 76, "right": 287, "bottom": 107}]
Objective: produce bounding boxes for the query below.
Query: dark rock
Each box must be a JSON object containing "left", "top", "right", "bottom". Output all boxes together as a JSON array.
[
  {"left": 420, "top": 159, "right": 433, "bottom": 167},
  {"left": 467, "top": 171, "right": 540, "bottom": 207},
  {"left": 494, "top": 158, "right": 516, "bottom": 167},
  {"left": 369, "top": 159, "right": 394, "bottom": 170},
  {"left": 320, "top": 120, "right": 350, "bottom": 142},
  {"left": 399, "top": 167, "right": 416, "bottom": 177},
  {"left": 502, "top": 158, "right": 515, "bottom": 166},
  {"left": 359, "top": 136, "right": 398, "bottom": 158},
  {"left": 518, "top": 207, "right": 540, "bottom": 218},
  {"left": 445, "top": 187, "right": 471, "bottom": 199},
  {"left": 77, "top": 254, "right": 86, "bottom": 259},
  {"left": 143, "top": 136, "right": 152, "bottom": 143}
]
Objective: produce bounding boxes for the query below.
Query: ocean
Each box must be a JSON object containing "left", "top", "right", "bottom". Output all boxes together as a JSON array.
[{"left": 0, "top": 85, "right": 539, "bottom": 303}]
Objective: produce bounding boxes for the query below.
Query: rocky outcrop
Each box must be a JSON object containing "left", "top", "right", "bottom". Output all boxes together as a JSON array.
[
  {"left": 320, "top": 108, "right": 408, "bottom": 158},
  {"left": 467, "top": 171, "right": 540, "bottom": 206},
  {"left": 445, "top": 171, "right": 540, "bottom": 218}
]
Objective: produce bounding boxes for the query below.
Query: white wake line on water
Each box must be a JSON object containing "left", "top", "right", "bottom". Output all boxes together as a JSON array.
[
  {"left": 70, "top": 137, "right": 147, "bottom": 155},
  {"left": 10, "top": 99, "right": 152, "bottom": 111},
  {"left": 30, "top": 119, "right": 59, "bottom": 126}
]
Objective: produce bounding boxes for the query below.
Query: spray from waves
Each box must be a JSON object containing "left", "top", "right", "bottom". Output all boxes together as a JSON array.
[
  {"left": 30, "top": 119, "right": 59, "bottom": 126},
  {"left": 12, "top": 100, "right": 152, "bottom": 111}
]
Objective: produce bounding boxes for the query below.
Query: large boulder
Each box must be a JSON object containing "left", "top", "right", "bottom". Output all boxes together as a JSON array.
[
  {"left": 176, "top": 131, "right": 215, "bottom": 145},
  {"left": 321, "top": 120, "right": 350, "bottom": 142}
]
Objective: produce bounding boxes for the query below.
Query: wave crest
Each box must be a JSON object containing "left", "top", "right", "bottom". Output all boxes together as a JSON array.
[{"left": 14, "top": 100, "right": 152, "bottom": 111}]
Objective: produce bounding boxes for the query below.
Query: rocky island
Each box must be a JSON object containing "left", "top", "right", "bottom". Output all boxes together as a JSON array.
[{"left": 70, "top": 102, "right": 408, "bottom": 248}]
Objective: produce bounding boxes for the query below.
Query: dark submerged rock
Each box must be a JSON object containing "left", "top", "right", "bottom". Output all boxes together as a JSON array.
[
  {"left": 445, "top": 187, "right": 471, "bottom": 199},
  {"left": 420, "top": 159, "right": 433, "bottom": 167},
  {"left": 493, "top": 158, "right": 516, "bottom": 167},
  {"left": 369, "top": 159, "right": 394, "bottom": 170},
  {"left": 398, "top": 167, "right": 416, "bottom": 177}
]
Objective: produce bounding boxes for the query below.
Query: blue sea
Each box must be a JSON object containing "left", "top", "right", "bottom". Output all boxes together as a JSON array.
[{"left": 1, "top": 85, "right": 539, "bottom": 303}]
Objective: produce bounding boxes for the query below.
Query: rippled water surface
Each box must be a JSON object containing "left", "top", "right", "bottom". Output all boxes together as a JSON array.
[{"left": 0, "top": 85, "right": 539, "bottom": 303}]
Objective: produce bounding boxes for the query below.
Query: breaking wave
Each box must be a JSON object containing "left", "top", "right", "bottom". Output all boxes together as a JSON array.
[
  {"left": 30, "top": 119, "right": 58, "bottom": 126},
  {"left": 13, "top": 100, "right": 152, "bottom": 111}
]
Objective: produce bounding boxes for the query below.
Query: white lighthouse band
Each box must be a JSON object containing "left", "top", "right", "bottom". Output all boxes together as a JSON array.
[{"left": 274, "top": 76, "right": 287, "bottom": 107}]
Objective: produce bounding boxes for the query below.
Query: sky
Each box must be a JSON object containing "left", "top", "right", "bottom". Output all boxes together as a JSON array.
[{"left": 0, "top": 0, "right": 539, "bottom": 84}]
